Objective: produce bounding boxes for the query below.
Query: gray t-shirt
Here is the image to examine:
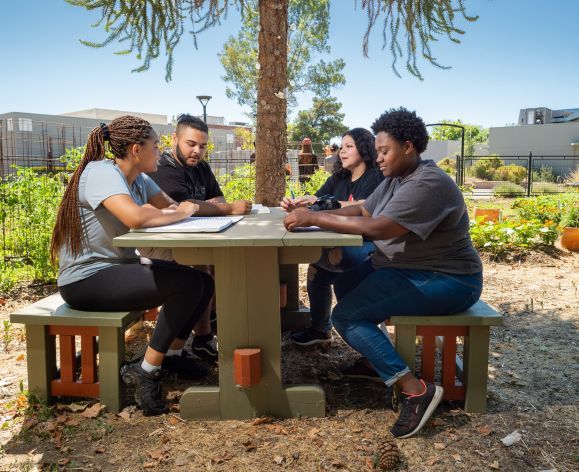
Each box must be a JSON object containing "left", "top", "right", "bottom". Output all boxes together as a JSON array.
[
  {"left": 363, "top": 160, "right": 482, "bottom": 274},
  {"left": 58, "top": 159, "right": 161, "bottom": 286}
]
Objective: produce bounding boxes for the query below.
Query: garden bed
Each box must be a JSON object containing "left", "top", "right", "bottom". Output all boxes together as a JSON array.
[{"left": 0, "top": 250, "right": 577, "bottom": 471}]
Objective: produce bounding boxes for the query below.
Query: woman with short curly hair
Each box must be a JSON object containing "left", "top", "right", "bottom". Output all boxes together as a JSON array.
[{"left": 284, "top": 107, "right": 482, "bottom": 439}]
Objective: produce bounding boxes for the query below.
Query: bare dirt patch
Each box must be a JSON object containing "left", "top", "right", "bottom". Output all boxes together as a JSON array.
[{"left": 0, "top": 251, "right": 577, "bottom": 471}]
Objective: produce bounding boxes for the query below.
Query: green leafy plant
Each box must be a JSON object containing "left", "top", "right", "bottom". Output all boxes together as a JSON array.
[
  {"left": 561, "top": 205, "right": 579, "bottom": 228},
  {"left": 2, "top": 320, "right": 14, "bottom": 352},
  {"left": 0, "top": 166, "right": 63, "bottom": 290},
  {"left": 470, "top": 219, "right": 559, "bottom": 254},
  {"left": 512, "top": 195, "right": 578, "bottom": 225},
  {"left": 300, "top": 168, "right": 330, "bottom": 196},
  {"left": 218, "top": 163, "right": 256, "bottom": 202}
]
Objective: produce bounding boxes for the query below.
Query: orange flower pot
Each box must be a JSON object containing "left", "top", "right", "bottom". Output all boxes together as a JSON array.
[
  {"left": 561, "top": 227, "right": 579, "bottom": 251},
  {"left": 473, "top": 208, "right": 501, "bottom": 223}
]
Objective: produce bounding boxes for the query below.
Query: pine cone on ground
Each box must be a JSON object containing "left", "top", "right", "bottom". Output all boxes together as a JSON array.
[{"left": 375, "top": 437, "right": 400, "bottom": 471}]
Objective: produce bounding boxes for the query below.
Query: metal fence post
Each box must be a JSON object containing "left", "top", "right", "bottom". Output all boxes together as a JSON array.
[{"left": 527, "top": 152, "right": 533, "bottom": 197}]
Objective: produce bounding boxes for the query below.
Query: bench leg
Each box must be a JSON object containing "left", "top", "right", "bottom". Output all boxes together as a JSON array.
[
  {"left": 98, "top": 326, "right": 125, "bottom": 413},
  {"left": 25, "top": 325, "right": 56, "bottom": 404},
  {"left": 464, "top": 326, "right": 490, "bottom": 413},
  {"left": 395, "top": 324, "right": 417, "bottom": 373}
]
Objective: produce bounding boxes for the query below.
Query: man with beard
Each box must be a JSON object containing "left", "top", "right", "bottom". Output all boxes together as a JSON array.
[{"left": 146, "top": 113, "right": 252, "bottom": 364}]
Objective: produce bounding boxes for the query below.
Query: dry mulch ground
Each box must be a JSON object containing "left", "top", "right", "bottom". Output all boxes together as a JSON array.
[{"left": 0, "top": 250, "right": 577, "bottom": 471}]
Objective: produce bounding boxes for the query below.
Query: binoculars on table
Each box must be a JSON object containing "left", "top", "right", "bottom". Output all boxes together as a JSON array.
[{"left": 309, "top": 195, "right": 341, "bottom": 212}]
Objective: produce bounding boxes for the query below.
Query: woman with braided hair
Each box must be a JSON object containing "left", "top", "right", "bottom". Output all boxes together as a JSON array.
[{"left": 51, "top": 115, "right": 220, "bottom": 416}]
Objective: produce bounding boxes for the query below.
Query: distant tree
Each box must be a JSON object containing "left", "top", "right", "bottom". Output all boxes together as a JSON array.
[
  {"left": 66, "top": 0, "right": 478, "bottom": 205},
  {"left": 289, "top": 96, "right": 348, "bottom": 152},
  {"left": 430, "top": 119, "right": 489, "bottom": 156},
  {"left": 233, "top": 128, "right": 255, "bottom": 150},
  {"left": 219, "top": 0, "right": 346, "bottom": 118}
]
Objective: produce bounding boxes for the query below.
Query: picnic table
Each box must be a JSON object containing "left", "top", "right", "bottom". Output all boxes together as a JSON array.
[{"left": 113, "top": 208, "right": 362, "bottom": 419}]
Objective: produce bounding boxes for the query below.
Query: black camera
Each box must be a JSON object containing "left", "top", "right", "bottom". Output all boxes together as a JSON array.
[{"left": 309, "top": 195, "right": 341, "bottom": 212}]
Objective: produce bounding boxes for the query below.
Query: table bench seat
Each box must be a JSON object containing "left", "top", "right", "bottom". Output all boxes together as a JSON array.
[
  {"left": 389, "top": 300, "right": 503, "bottom": 413},
  {"left": 10, "top": 293, "right": 145, "bottom": 412}
]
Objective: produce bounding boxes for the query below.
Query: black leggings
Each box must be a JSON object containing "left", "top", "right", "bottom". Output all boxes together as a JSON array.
[{"left": 59, "top": 260, "right": 214, "bottom": 353}]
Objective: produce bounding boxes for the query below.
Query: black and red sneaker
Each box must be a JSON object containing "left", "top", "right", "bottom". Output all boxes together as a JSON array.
[{"left": 390, "top": 380, "right": 443, "bottom": 439}]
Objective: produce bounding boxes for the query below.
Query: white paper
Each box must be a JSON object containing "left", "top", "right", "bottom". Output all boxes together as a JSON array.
[
  {"left": 251, "top": 204, "right": 270, "bottom": 214},
  {"left": 132, "top": 216, "right": 243, "bottom": 233}
]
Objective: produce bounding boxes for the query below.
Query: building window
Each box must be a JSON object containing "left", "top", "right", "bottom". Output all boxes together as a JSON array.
[
  {"left": 18, "top": 118, "right": 33, "bottom": 132},
  {"left": 6, "top": 118, "right": 13, "bottom": 131}
]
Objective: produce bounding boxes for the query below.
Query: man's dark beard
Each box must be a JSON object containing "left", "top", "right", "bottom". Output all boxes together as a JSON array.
[{"left": 174, "top": 143, "right": 198, "bottom": 168}]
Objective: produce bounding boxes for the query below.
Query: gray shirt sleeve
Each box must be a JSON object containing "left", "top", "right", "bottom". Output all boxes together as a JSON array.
[{"left": 83, "top": 162, "right": 131, "bottom": 210}]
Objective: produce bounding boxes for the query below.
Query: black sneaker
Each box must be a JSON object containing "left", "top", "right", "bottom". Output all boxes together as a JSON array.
[
  {"left": 192, "top": 334, "right": 218, "bottom": 363},
  {"left": 342, "top": 358, "right": 383, "bottom": 383},
  {"left": 390, "top": 380, "right": 443, "bottom": 439},
  {"left": 120, "top": 363, "right": 168, "bottom": 417},
  {"left": 290, "top": 328, "right": 332, "bottom": 346},
  {"left": 162, "top": 350, "right": 209, "bottom": 379}
]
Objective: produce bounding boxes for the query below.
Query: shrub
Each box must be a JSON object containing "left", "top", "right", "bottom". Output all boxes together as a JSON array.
[
  {"left": 437, "top": 157, "right": 456, "bottom": 175},
  {"left": 564, "top": 167, "right": 579, "bottom": 185},
  {"left": 493, "top": 182, "right": 525, "bottom": 197},
  {"left": 469, "top": 156, "right": 504, "bottom": 180},
  {"left": 495, "top": 165, "right": 527, "bottom": 185},
  {"left": 532, "top": 165, "right": 556, "bottom": 183},
  {"left": 532, "top": 182, "right": 560, "bottom": 194}
]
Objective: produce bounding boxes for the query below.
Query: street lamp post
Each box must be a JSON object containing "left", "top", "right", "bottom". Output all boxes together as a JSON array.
[{"left": 196, "top": 95, "right": 212, "bottom": 123}]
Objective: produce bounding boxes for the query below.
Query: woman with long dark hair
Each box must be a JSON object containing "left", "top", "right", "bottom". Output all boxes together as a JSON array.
[
  {"left": 281, "top": 128, "right": 383, "bottom": 345},
  {"left": 51, "top": 115, "right": 220, "bottom": 416}
]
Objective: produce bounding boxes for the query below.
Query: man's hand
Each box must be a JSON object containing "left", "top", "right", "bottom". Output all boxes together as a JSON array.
[
  {"left": 280, "top": 195, "right": 316, "bottom": 212},
  {"left": 176, "top": 201, "right": 200, "bottom": 217},
  {"left": 284, "top": 208, "right": 315, "bottom": 231},
  {"left": 229, "top": 200, "right": 252, "bottom": 215}
]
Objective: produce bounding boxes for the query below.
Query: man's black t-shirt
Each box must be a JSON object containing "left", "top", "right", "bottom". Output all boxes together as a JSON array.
[
  {"left": 147, "top": 151, "right": 224, "bottom": 202},
  {"left": 315, "top": 167, "right": 384, "bottom": 202}
]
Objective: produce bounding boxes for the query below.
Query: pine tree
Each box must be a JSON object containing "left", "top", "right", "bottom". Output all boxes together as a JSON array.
[{"left": 66, "top": 0, "right": 477, "bottom": 205}]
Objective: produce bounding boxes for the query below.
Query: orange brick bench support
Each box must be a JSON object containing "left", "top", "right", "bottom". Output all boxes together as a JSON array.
[
  {"left": 390, "top": 300, "right": 503, "bottom": 414},
  {"left": 10, "top": 294, "right": 145, "bottom": 412}
]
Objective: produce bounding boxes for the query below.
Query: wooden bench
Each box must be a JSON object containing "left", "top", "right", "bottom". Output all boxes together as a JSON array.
[
  {"left": 389, "top": 300, "right": 502, "bottom": 413},
  {"left": 10, "top": 293, "right": 145, "bottom": 412}
]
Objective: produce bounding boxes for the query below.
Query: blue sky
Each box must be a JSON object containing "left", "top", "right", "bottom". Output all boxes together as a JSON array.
[{"left": 1, "top": 1, "right": 577, "bottom": 130}]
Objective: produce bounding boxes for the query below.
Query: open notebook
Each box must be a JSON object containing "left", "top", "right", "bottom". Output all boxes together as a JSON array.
[{"left": 132, "top": 216, "right": 244, "bottom": 233}]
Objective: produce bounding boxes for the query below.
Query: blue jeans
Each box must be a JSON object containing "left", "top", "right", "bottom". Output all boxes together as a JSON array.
[
  {"left": 307, "top": 241, "right": 376, "bottom": 333},
  {"left": 332, "top": 260, "right": 483, "bottom": 386}
]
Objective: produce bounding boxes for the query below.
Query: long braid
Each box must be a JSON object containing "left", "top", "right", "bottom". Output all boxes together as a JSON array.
[{"left": 50, "top": 115, "right": 153, "bottom": 263}]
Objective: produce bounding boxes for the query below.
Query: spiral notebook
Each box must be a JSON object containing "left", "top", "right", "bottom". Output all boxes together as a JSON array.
[{"left": 132, "top": 216, "right": 244, "bottom": 233}]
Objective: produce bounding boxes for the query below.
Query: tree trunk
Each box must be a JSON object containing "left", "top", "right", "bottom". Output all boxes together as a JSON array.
[{"left": 255, "top": 0, "right": 288, "bottom": 206}]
